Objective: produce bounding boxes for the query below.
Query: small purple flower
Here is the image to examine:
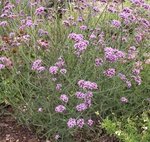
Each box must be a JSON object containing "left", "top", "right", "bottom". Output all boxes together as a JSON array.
[
  {"left": 111, "top": 20, "right": 121, "bottom": 28},
  {"left": 55, "top": 57, "right": 65, "bottom": 68},
  {"left": 104, "top": 68, "right": 116, "bottom": 78},
  {"left": 31, "top": 59, "right": 42, "bottom": 70},
  {"left": 135, "top": 34, "right": 142, "bottom": 43},
  {"left": 56, "top": 83, "right": 62, "bottom": 91},
  {"left": 60, "top": 68, "right": 67, "bottom": 75},
  {"left": 89, "top": 34, "right": 96, "bottom": 39},
  {"left": 74, "top": 40, "right": 89, "bottom": 52},
  {"left": 84, "top": 98, "right": 92, "bottom": 108},
  {"left": 132, "top": 75, "right": 142, "bottom": 85},
  {"left": 76, "top": 103, "right": 87, "bottom": 112},
  {"left": 49, "top": 66, "right": 59, "bottom": 74},
  {"left": 55, "top": 105, "right": 66, "bottom": 113},
  {"left": 31, "top": 59, "right": 45, "bottom": 72},
  {"left": 55, "top": 134, "right": 60, "bottom": 140},
  {"left": 85, "top": 91, "right": 93, "bottom": 98},
  {"left": 36, "top": 66, "right": 46, "bottom": 73},
  {"left": 60, "top": 94, "right": 69, "bottom": 103},
  {"left": 87, "top": 119, "right": 94, "bottom": 126},
  {"left": 80, "top": 25, "right": 87, "bottom": 30},
  {"left": 68, "top": 33, "right": 84, "bottom": 42},
  {"left": 0, "top": 64, "right": 5, "bottom": 70},
  {"left": 52, "top": 78, "right": 57, "bottom": 82},
  {"left": 26, "top": 20, "right": 33, "bottom": 27},
  {"left": 77, "top": 119, "right": 85, "bottom": 128},
  {"left": 120, "top": 97, "right": 128, "bottom": 103},
  {"left": 0, "top": 21, "right": 8, "bottom": 27},
  {"left": 63, "top": 20, "right": 70, "bottom": 27},
  {"left": 126, "top": 80, "right": 132, "bottom": 88},
  {"left": 35, "top": 6, "right": 46, "bottom": 15},
  {"left": 93, "top": 6, "right": 100, "bottom": 12},
  {"left": 75, "top": 92, "right": 85, "bottom": 99},
  {"left": 67, "top": 118, "right": 76, "bottom": 128},
  {"left": 95, "top": 58, "right": 103, "bottom": 66},
  {"left": 78, "top": 80, "right": 98, "bottom": 90},
  {"left": 38, "top": 29, "right": 49, "bottom": 36},
  {"left": 132, "top": 69, "right": 140, "bottom": 75},
  {"left": 104, "top": 47, "right": 125, "bottom": 62}
]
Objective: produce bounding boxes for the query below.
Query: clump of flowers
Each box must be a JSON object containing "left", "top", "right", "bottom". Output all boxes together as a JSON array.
[
  {"left": 120, "top": 97, "right": 128, "bottom": 104},
  {"left": 35, "top": 6, "right": 46, "bottom": 15},
  {"left": 55, "top": 105, "right": 66, "bottom": 113},
  {"left": 67, "top": 118, "right": 76, "bottom": 128},
  {"left": 95, "top": 58, "right": 103, "bottom": 66},
  {"left": 0, "top": 56, "right": 13, "bottom": 69},
  {"left": 104, "top": 68, "right": 116, "bottom": 78},
  {"left": 60, "top": 94, "right": 69, "bottom": 103},
  {"left": 77, "top": 118, "right": 85, "bottom": 128},
  {"left": 104, "top": 47, "right": 125, "bottom": 62},
  {"left": 68, "top": 33, "right": 89, "bottom": 56},
  {"left": 31, "top": 59, "right": 45, "bottom": 73},
  {"left": 111, "top": 20, "right": 121, "bottom": 28},
  {"left": 49, "top": 66, "right": 59, "bottom": 75},
  {"left": 67, "top": 118, "right": 94, "bottom": 129},
  {"left": 78, "top": 80, "right": 98, "bottom": 90}
]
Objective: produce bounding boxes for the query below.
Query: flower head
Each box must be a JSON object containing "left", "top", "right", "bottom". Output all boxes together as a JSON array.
[
  {"left": 60, "top": 94, "right": 69, "bottom": 103},
  {"left": 55, "top": 105, "right": 66, "bottom": 113},
  {"left": 67, "top": 118, "right": 76, "bottom": 128}
]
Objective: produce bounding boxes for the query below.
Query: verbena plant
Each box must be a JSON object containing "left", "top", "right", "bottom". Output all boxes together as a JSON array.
[{"left": 0, "top": 0, "right": 150, "bottom": 141}]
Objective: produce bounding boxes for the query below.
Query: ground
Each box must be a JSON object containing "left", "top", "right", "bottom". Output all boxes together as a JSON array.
[{"left": 0, "top": 106, "right": 44, "bottom": 142}]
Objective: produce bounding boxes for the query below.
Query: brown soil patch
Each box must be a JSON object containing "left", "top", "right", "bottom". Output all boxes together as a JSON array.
[{"left": 0, "top": 114, "right": 43, "bottom": 142}]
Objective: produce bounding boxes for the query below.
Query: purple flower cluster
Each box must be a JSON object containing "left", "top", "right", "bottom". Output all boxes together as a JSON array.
[
  {"left": 67, "top": 118, "right": 93, "bottom": 128},
  {"left": 104, "top": 47, "right": 125, "bottom": 62},
  {"left": 35, "top": 7, "right": 46, "bottom": 15},
  {"left": 76, "top": 103, "right": 88, "bottom": 112},
  {"left": 119, "top": 7, "right": 136, "bottom": 24},
  {"left": 67, "top": 118, "right": 76, "bottom": 128},
  {"left": 120, "top": 97, "right": 128, "bottom": 104},
  {"left": 95, "top": 58, "right": 103, "bottom": 66},
  {"left": 0, "top": 64, "right": 5, "bottom": 70},
  {"left": 68, "top": 33, "right": 84, "bottom": 42},
  {"left": 0, "top": 21, "right": 8, "bottom": 27},
  {"left": 38, "top": 29, "right": 49, "bottom": 37},
  {"left": 68, "top": 33, "right": 89, "bottom": 56},
  {"left": 49, "top": 66, "right": 59, "bottom": 75},
  {"left": 0, "top": 57, "right": 12, "bottom": 69},
  {"left": 111, "top": 20, "right": 121, "bottom": 28},
  {"left": 80, "top": 25, "right": 87, "bottom": 31},
  {"left": 131, "top": 0, "right": 144, "bottom": 6},
  {"left": 127, "top": 46, "right": 138, "bottom": 60},
  {"left": 55, "top": 105, "right": 66, "bottom": 113},
  {"left": 1, "top": 2, "right": 15, "bottom": 18},
  {"left": 31, "top": 59, "right": 45, "bottom": 73},
  {"left": 78, "top": 80, "right": 98, "bottom": 90},
  {"left": 60, "top": 94, "right": 69, "bottom": 103},
  {"left": 75, "top": 91, "right": 93, "bottom": 112},
  {"left": 104, "top": 68, "right": 116, "bottom": 78},
  {"left": 55, "top": 57, "right": 65, "bottom": 69},
  {"left": 56, "top": 83, "right": 62, "bottom": 91},
  {"left": 49, "top": 57, "right": 67, "bottom": 75}
]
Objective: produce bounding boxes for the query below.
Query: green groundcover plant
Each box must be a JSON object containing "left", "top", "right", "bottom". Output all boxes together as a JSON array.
[
  {"left": 102, "top": 111, "right": 150, "bottom": 142},
  {"left": 0, "top": 0, "right": 150, "bottom": 141}
]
